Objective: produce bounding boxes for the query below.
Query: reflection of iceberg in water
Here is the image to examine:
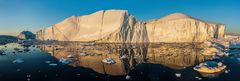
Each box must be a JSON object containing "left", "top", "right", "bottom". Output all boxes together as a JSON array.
[
  {"left": 146, "top": 43, "right": 209, "bottom": 69},
  {"left": 37, "top": 42, "right": 211, "bottom": 75}
]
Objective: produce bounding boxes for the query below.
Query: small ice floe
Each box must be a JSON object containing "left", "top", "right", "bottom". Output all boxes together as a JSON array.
[
  {"left": 193, "top": 61, "right": 226, "bottom": 74},
  {"left": 198, "top": 77, "right": 202, "bottom": 80},
  {"left": 76, "top": 73, "right": 81, "bottom": 76},
  {"left": 217, "top": 52, "right": 229, "bottom": 57},
  {"left": 27, "top": 74, "right": 31, "bottom": 78},
  {"left": 195, "top": 76, "right": 202, "bottom": 80},
  {"left": 27, "top": 78, "right": 31, "bottom": 81},
  {"left": 45, "top": 61, "right": 51, "bottom": 64},
  {"left": 102, "top": 57, "right": 116, "bottom": 64},
  {"left": 49, "top": 63, "right": 58, "bottom": 66},
  {"left": 16, "top": 68, "right": 21, "bottom": 72},
  {"left": 195, "top": 76, "right": 199, "bottom": 79},
  {"left": 125, "top": 75, "right": 131, "bottom": 80},
  {"left": 67, "top": 55, "right": 74, "bottom": 58},
  {"left": 59, "top": 58, "right": 72, "bottom": 65},
  {"left": 225, "top": 69, "right": 230, "bottom": 74},
  {"left": 121, "top": 55, "right": 129, "bottom": 59},
  {"left": 175, "top": 73, "right": 181, "bottom": 78},
  {"left": 12, "top": 59, "right": 24, "bottom": 64},
  {"left": 79, "top": 52, "right": 87, "bottom": 56}
]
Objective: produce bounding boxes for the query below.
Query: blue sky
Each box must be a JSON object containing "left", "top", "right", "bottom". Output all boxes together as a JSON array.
[{"left": 0, "top": 0, "right": 239, "bottom": 35}]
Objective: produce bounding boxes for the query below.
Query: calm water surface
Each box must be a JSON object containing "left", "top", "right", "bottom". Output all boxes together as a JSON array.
[{"left": 0, "top": 43, "right": 240, "bottom": 81}]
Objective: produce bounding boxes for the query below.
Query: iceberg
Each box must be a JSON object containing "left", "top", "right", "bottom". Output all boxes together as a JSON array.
[
  {"left": 193, "top": 61, "right": 226, "bottom": 73},
  {"left": 36, "top": 10, "right": 225, "bottom": 43}
]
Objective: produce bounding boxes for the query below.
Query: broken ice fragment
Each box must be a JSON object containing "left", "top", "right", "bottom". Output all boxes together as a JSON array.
[
  {"left": 16, "top": 68, "right": 21, "bottom": 72},
  {"left": 125, "top": 75, "right": 131, "bottom": 80},
  {"left": 45, "top": 61, "right": 51, "bottom": 64},
  {"left": 59, "top": 58, "right": 71, "bottom": 65},
  {"left": 49, "top": 63, "right": 58, "bottom": 66},
  {"left": 79, "top": 52, "right": 87, "bottom": 56},
  {"left": 175, "top": 73, "right": 181, "bottom": 78},
  {"left": 12, "top": 59, "right": 24, "bottom": 64},
  {"left": 102, "top": 57, "right": 116, "bottom": 64}
]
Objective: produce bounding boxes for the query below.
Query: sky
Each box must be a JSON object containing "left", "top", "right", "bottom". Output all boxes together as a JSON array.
[{"left": 0, "top": 0, "right": 239, "bottom": 36}]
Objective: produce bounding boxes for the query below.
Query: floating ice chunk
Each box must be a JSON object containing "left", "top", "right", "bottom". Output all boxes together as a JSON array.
[
  {"left": 125, "top": 75, "right": 131, "bottom": 80},
  {"left": 76, "top": 73, "right": 81, "bottom": 76},
  {"left": 49, "top": 63, "right": 58, "bottom": 66},
  {"left": 175, "top": 73, "right": 181, "bottom": 78},
  {"left": 198, "top": 77, "right": 202, "bottom": 80},
  {"left": 79, "top": 52, "right": 87, "bottom": 56},
  {"left": 195, "top": 76, "right": 199, "bottom": 79},
  {"left": 193, "top": 61, "right": 226, "bottom": 73},
  {"left": 67, "top": 55, "right": 74, "bottom": 58},
  {"left": 102, "top": 57, "right": 116, "bottom": 64},
  {"left": 59, "top": 58, "right": 71, "bottom": 65},
  {"left": 27, "top": 78, "right": 31, "bottom": 81},
  {"left": 45, "top": 61, "right": 51, "bottom": 64},
  {"left": 27, "top": 74, "right": 31, "bottom": 78},
  {"left": 225, "top": 69, "right": 230, "bottom": 74},
  {"left": 12, "top": 59, "right": 24, "bottom": 64},
  {"left": 16, "top": 68, "right": 21, "bottom": 72},
  {"left": 217, "top": 52, "right": 229, "bottom": 57},
  {"left": 195, "top": 76, "right": 202, "bottom": 80}
]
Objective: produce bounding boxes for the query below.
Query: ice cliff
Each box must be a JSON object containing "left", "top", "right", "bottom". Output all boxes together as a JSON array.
[{"left": 36, "top": 10, "right": 225, "bottom": 43}]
